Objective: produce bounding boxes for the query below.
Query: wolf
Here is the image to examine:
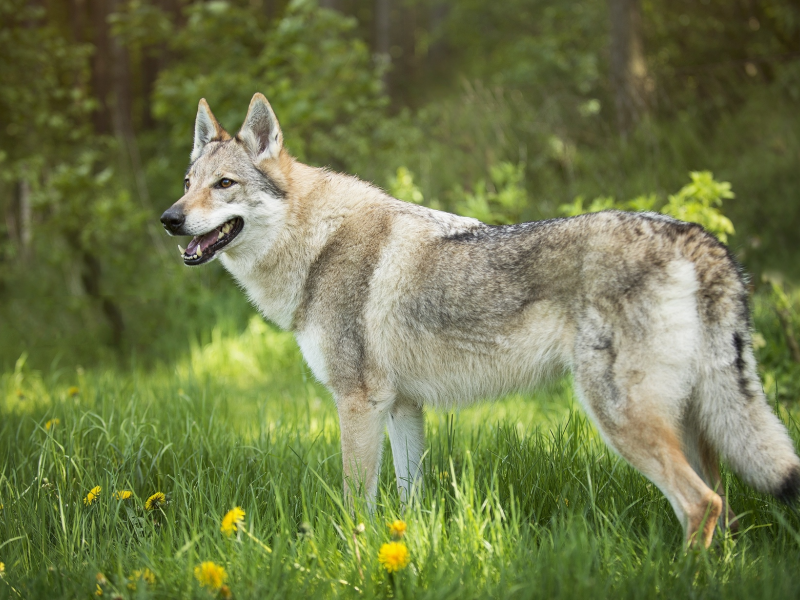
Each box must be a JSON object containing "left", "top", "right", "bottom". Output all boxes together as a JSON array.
[{"left": 160, "top": 93, "right": 800, "bottom": 547}]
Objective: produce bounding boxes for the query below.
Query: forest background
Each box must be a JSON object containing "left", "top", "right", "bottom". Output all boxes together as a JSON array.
[
  {"left": 2, "top": 0, "right": 800, "bottom": 377},
  {"left": 4, "top": 1, "right": 800, "bottom": 597}
]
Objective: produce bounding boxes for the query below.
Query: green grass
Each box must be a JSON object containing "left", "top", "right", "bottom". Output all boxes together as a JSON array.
[{"left": 3, "top": 316, "right": 800, "bottom": 599}]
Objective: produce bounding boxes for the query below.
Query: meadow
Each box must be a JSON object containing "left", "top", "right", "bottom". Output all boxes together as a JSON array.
[
  {"left": 3, "top": 312, "right": 800, "bottom": 600},
  {"left": 3, "top": 1, "right": 800, "bottom": 597}
]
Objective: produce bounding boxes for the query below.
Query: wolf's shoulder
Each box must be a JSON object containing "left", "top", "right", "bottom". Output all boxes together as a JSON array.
[{"left": 374, "top": 195, "right": 483, "bottom": 238}]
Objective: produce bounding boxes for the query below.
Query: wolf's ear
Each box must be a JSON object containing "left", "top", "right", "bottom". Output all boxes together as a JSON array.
[
  {"left": 238, "top": 93, "right": 283, "bottom": 162},
  {"left": 192, "top": 99, "right": 228, "bottom": 161}
]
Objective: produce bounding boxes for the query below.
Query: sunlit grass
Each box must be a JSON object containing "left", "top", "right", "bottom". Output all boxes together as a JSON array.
[{"left": 2, "top": 319, "right": 800, "bottom": 599}]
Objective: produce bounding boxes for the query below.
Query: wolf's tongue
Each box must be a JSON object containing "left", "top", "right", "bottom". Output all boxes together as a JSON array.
[{"left": 186, "top": 228, "right": 220, "bottom": 255}]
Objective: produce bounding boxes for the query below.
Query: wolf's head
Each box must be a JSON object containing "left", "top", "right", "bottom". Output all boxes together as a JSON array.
[{"left": 160, "top": 93, "right": 289, "bottom": 266}]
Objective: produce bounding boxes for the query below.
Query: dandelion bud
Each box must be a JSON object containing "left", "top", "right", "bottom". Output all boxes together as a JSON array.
[{"left": 298, "top": 522, "right": 313, "bottom": 537}]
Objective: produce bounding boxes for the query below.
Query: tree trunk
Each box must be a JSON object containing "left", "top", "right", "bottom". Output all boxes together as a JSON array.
[
  {"left": 80, "top": 250, "right": 125, "bottom": 348},
  {"left": 3, "top": 178, "right": 32, "bottom": 258},
  {"left": 428, "top": 2, "right": 449, "bottom": 65},
  {"left": 70, "top": 0, "right": 85, "bottom": 43},
  {"left": 374, "top": 0, "right": 391, "bottom": 91},
  {"left": 608, "top": 0, "right": 650, "bottom": 137},
  {"left": 140, "top": 52, "right": 160, "bottom": 131},
  {"left": 18, "top": 179, "right": 32, "bottom": 253},
  {"left": 64, "top": 229, "right": 125, "bottom": 347},
  {"left": 109, "top": 0, "right": 134, "bottom": 143},
  {"left": 90, "top": 0, "right": 113, "bottom": 134}
]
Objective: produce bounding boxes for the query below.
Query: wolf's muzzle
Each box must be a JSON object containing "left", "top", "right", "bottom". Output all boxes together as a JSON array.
[{"left": 160, "top": 207, "right": 185, "bottom": 235}]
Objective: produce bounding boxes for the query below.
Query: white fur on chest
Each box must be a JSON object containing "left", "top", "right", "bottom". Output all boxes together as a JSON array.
[
  {"left": 295, "top": 324, "right": 329, "bottom": 385},
  {"left": 220, "top": 253, "right": 299, "bottom": 330}
]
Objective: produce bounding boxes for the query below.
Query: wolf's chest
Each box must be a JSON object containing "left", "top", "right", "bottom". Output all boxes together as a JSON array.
[{"left": 294, "top": 325, "right": 329, "bottom": 385}]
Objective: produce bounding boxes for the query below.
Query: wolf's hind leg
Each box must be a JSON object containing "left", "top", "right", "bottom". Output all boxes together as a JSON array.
[
  {"left": 575, "top": 376, "right": 722, "bottom": 547},
  {"left": 682, "top": 413, "right": 738, "bottom": 532},
  {"left": 387, "top": 398, "right": 426, "bottom": 502},
  {"left": 596, "top": 407, "right": 721, "bottom": 547}
]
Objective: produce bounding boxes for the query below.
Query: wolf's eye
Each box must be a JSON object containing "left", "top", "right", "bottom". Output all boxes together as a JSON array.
[
  {"left": 184, "top": 178, "right": 190, "bottom": 190},
  {"left": 219, "top": 178, "right": 235, "bottom": 188}
]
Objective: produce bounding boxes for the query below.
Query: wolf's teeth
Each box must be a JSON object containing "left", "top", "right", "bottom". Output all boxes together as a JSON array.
[
  {"left": 178, "top": 244, "right": 185, "bottom": 256},
  {"left": 222, "top": 223, "right": 232, "bottom": 233},
  {"left": 196, "top": 247, "right": 203, "bottom": 257},
  {"left": 218, "top": 231, "right": 225, "bottom": 240}
]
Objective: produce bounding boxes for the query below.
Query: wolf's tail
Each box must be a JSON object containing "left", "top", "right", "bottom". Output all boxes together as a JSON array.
[{"left": 696, "top": 321, "right": 800, "bottom": 504}]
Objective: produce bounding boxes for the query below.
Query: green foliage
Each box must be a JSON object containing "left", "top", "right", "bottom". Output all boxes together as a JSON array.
[
  {"left": 108, "top": 0, "right": 173, "bottom": 47},
  {"left": 559, "top": 171, "right": 736, "bottom": 243},
  {"left": 0, "top": 0, "right": 94, "bottom": 273},
  {"left": 388, "top": 161, "right": 528, "bottom": 225},
  {"left": 388, "top": 167, "right": 425, "bottom": 205},
  {"left": 452, "top": 162, "right": 528, "bottom": 225},
  {"left": 662, "top": 171, "right": 735, "bottom": 243},
  {"left": 443, "top": 0, "right": 605, "bottom": 105},
  {"left": 152, "top": 0, "right": 387, "bottom": 170},
  {"left": 0, "top": 0, "right": 158, "bottom": 357},
  {"left": 754, "top": 278, "right": 800, "bottom": 403},
  {"left": 645, "top": 0, "right": 800, "bottom": 118},
  {"left": 0, "top": 0, "right": 93, "bottom": 166},
  {"left": 3, "top": 323, "right": 800, "bottom": 598},
  {"left": 37, "top": 147, "right": 144, "bottom": 259},
  {"left": 2, "top": 0, "right": 800, "bottom": 372},
  {"left": 0, "top": 0, "right": 396, "bottom": 367},
  {"left": 558, "top": 195, "right": 618, "bottom": 218}
]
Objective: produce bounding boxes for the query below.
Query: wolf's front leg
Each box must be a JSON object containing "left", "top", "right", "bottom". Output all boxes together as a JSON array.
[
  {"left": 337, "top": 393, "right": 389, "bottom": 510},
  {"left": 387, "top": 398, "right": 426, "bottom": 501}
]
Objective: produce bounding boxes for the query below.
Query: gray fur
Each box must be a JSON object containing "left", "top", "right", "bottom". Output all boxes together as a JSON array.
[{"left": 295, "top": 210, "right": 392, "bottom": 397}]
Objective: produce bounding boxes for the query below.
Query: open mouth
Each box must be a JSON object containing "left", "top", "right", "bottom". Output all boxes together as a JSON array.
[{"left": 180, "top": 217, "right": 244, "bottom": 266}]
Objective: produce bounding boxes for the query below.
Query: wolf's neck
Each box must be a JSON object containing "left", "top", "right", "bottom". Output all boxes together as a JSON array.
[{"left": 220, "top": 164, "right": 381, "bottom": 330}]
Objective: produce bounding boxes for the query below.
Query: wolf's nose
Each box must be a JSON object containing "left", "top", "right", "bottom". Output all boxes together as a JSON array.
[{"left": 160, "top": 208, "right": 185, "bottom": 234}]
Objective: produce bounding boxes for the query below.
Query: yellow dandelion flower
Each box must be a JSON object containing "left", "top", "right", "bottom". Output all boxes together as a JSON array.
[
  {"left": 45, "top": 418, "right": 60, "bottom": 430},
  {"left": 388, "top": 520, "right": 407, "bottom": 539},
  {"left": 84, "top": 486, "right": 101, "bottom": 506},
  {"left": 194, "top": 561, "right": 227, "bottom": 590},
  {"left": 145, "top": 491, "right": 165, "bottom": 511},
  {"left": 115, "top": 490, "right": 133, "bottom": 500},
  {"left": 127, "top": 568, "right": 156, "bottom": 590},
  {"left": 0, "top": 562, "right": 5, "bottom": 578},
  {"left": 95, "top": 583, "right": 103, "bottom": 596},
  {"left": 68, "top": 386, "right": 80, "bottom": 397},
  {"left": 139, "top": 568, "right": 156, "bottom": 585},
  {"left": 221, "top": 507, "right": 246, "bottom": 536},
  {"left": 378, "top": 542, "right": 410, "bottom": 573}
]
